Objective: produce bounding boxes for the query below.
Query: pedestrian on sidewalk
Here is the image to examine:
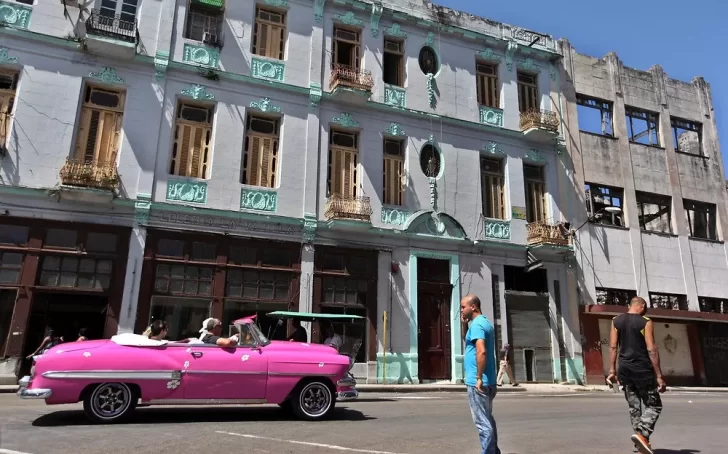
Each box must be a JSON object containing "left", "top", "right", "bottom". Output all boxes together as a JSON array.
[
  {"left": 607, "top": 296, "right": 667, "bottom": 454},
  {"left": 496, "top": 344, "right": 518, "bottom": 387},
  {"left": 460, "top": 294, "right": 500, "bottom": 454}
]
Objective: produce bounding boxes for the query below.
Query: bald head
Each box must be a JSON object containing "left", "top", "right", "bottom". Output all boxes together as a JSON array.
[
  {"left": 460, "top": 294, "right": 482, "bottom": 322},
  {"left": 628, "top": 296, "right": 647, "bottom": 315}
]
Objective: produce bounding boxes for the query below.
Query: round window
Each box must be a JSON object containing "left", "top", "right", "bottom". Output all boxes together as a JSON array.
[
  {"left": 420, "top": 144, "right": 441, "bottom": 178},
  {"left": 418, "top": 47, "right": 438, "bottom": 75}
]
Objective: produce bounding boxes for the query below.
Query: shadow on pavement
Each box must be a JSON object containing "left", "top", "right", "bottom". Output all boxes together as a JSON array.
[
  {"left": 32, "top": 406, "right": 372, "bottom": 427},
  {"left": 653, "top": 450, "right": 701, "bottom": 453},
  {"left": 349, "top": 398, "right": 397, "bottom": 403}
]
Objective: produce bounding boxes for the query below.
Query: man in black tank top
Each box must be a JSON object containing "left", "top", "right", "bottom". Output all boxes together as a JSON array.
[{"left": 607, "top": 297, "right": 667, "bottom": 454}]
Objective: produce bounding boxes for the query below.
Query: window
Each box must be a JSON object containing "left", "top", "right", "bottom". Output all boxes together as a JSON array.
[
  {"left": 45, "top": 228, "right": 78, "bottom": 249},
  {"left": 382, "top": 138, "right": 404, "bottom": 206},
  {"left": 13, "top": 0, "right": 34, "bottom": 4},
  {"left": 576, "top": 95, "right": 613, "bottom": 136},
  {"left": 585, "top": 183, "right": 623, "bottom": 227},
  {"left": 524, "top": 164, "right": 546, "bottom": 223},
  {"left": 418, "top": 46, "right": 438, "bottom": 75},
  {"left": 252, "top": 6, "right": 285, "bottom": 60},
  {"left": 242, "top": 115, "right": 280, "bottom": 188},
  {"left": 228, "top": 244, "right": 297, "bottom": 268},
  {"left": 39, "top": 256, "right": 113, "bottom": 289},
  {"left": 699, "top": 297, "right": 727, "bottom": 315},
  {"left": 153, "top": 264, "right": 213, "bottom": 296},
  {"left": 595, "top": 288, "right": 636, "bottom": 306},
  {"left": 0, "top": 290, "right": 16, "bottom": 358},
  {"left": 149, "top": 296, "right": 210, "bottom": 340},
  {"left": 649, "top": 293, "right": 687, "bottom": 311},
  {"left": 636, "top": 192, "right": 672, "bottom": 233},
  {"left": 0, "top": 224, "right": 28, "bottom": 246},
  {"left": 476, "top": 63, "right": 499, "bottom": 108},
  {"left": 327, "top": 130, "right": 359, "bottom": 197},
  {"left": 0, "top": 252, "right": 22, "bottom": 284},
  {"left": 73, "top": 85, "right": 124, "bottom": 165},
  {"left": 333, "top": 27, "right": 360, "bottom": 70},
  {"left": 626, "top": 107, "right": 659, "bottom": 146},
  {"left": 169, "top": 102, "right": 213, "bottom": 179},
  {"left": 517, "top": 71, "right": 538, "bottom": 113},
  {"left": 321, "top": 277, "right": 368, "bottom": 363},
  {"left": 671, "top": 118, "right": 701, "bottom": 155},
  {"left": 86, "top": 232, "right": 118, "bottom": 253},
  {"left": 0, "top": 70, "right": 18, "bottom": 149},
  {"left": 684, "top": 200, "right": 717, "bottom": 240},
  {"left": 383, "top": 39, "right": 404, "bottom": 86},
  {"left": 185, "top": 2, "right": 223, "bottom": 46},
  {"left": 480, "top": 157, "right": 505, "bottom": 219},
  {"left": 100, "top": 0, "right": 139, "bottom": 23},
  {"left": 225, "top": 270, "right": 291, "bottom": 300},
  {"left": 419, "top": 144, "right": 440, "bottom": 178}
]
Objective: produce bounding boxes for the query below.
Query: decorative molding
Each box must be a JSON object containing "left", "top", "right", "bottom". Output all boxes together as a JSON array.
[
  {"left": 333, "top": 113, "right": 359, "bottom": 128},
  {"left": 263, "top": 0, "right": 288, "bottom": 7},
  {"left": 314, "top": 0, "right": 326, "bottom": 23},
  {"left": 483, "top": 141, "right": 504, "bottom": 155},
  {"left": 133, "top": 193, "right": 152, "bottom": 226},
  {"left": 249, "top": 97, "right": 281, "bottom": 113},
  {"left": 524, "top": 149, "right": 544, "bottom": 163},
  {"left": 385, "top": 122, "right": 406, "bottom": 136},
  {"left": 309, "top": 82, "right": 322, "bottom": 108},
  {"left": 181, "top": 84, "right": 214, "bottom": 100},
  {"left": 251, "top": 57, "right": 285, "bottom": 82},
  {"left": 166, "top": 179, "right": 207, "bottom": 204},
  {"left": 384, "top": 23, "right": 407, "bottom": 38},
  {"left": 427, "top": 134, "right": 438, "bottom": 148},
  {"left": 335, "top": 11, "right": 364, "bottom": 27},
  {"left": 183, "top": 44, "right": 220, "bottom": 68},
  {"left": 303, "top": 214, "right": 317, "bottom": 243},
  {"left": 240, "top": 188, "right": 278, "bottom": 212},
  {"left": 89, "top": 67, "right": 124, "bottom": 84},
  {"left": 429, "top": 178, "right": 437, "bottom": 210},
  {"left": 505, "top": 40, "right": 518, "bottom": 71},
  {"left": 154, "top": 50, "right": 169, "bottom": 81},
  {"left": 425, "top": 31, "right": 434, "bottom": 47},
  {"left": 479, "top": 106, "right": 504, "bottom": 127},
  {"left": 0, "top": 47, "right": 18, "bottom": 64},
  {"left": 384, "top": 85, "right": 406, "bottom": 108},
  {"left": 484, "top": 219, "right": 511, "bottom": 240},
  {"left": 477, "top": 48, "right": 501, "bottom": 63},
  {"left": 517, "top": 58, "right": 540, "bottom": 73},
  {"left": 426, "top": 74, "right": 435, "bottom": 108},
  {"left": 381, "top": 207, "right": 409, "bottom": 226},
  {"left": 370, "top": 2, "right": 383, "bottom": 37},
  {"left": 0, "top": 1, "right": 32, "bottom": 29}
]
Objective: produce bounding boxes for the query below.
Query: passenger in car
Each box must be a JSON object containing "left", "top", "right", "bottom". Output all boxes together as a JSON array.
[
  {"left": 149, "top": 321, "right": 168, "bottom": 340},
  {"left": 198, "top": 318, "right": 240, "bottom": 347}
]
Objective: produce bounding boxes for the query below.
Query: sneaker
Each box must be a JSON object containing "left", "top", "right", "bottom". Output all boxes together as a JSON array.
[{"left": 630, "top": 434, "right": 653, "bottom": 454}]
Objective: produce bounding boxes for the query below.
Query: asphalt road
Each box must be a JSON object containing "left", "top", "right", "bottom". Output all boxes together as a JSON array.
[{"left": 0, "top": 391, "right": 723, "bottom": 454}]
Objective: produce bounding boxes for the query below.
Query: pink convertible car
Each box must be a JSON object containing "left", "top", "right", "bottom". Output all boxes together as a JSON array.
[{"left": 17, "top": 317, "right": 358, "bottom": 423}]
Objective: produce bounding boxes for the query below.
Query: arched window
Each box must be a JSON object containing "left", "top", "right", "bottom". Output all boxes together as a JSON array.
[{"left": 419, "top": 144, "right": 440, "bottom": 178}]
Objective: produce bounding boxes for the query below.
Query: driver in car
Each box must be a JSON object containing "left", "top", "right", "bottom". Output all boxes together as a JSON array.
[{"left": 198, "top": 318, "right": 239, "bottom": 347}]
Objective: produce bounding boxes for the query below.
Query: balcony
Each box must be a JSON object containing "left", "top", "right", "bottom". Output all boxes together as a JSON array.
[
  {"left": 60, "top": 159, "right": 120, "bottom": 191},
  {"left": 519, "top": 109, "right": 559, "bottom": 142},
  {"left": 329, "top": 64, "right": 374, "bottom": 103},
  {"left": 527, "top": 222, "right": 570, "bottom": 247},
  {"left": 325, "top": 194, "right": 373, "bottom": 225},
  {"left": 84, "top": 9, "right": 138, "bottom": 58}
]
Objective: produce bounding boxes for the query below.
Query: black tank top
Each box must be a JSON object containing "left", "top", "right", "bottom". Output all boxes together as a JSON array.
[{"left": 613, "top": 313, "right": 655, "bottom": 386}]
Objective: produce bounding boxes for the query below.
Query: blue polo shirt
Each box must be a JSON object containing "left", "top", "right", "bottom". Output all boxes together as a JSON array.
[{"left": 464, "top": 315, "right": 497, "bottom": 387}]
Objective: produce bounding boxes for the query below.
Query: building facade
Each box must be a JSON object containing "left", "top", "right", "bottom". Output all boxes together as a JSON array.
[
  {"left": 560, "top": 41, "right": 728, "bottom": 386},
  {"left": 2, "top": 0, "right": 585, "bottom": 386}
]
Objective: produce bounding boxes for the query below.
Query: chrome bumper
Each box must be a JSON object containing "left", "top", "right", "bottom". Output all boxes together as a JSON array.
[
  {"left": 337, "top": 389, "right": 358, "bottom": 401},
  {"left": 337, "top": 376, "right": 356, "bottom": 388},
  {"left": 17, "top": 376, "right": 52, "bottom": 399}
]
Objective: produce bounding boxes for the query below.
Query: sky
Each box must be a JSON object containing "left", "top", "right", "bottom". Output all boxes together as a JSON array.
[{"left": 437, "top": 0, "right": 728, "bottom": 178}]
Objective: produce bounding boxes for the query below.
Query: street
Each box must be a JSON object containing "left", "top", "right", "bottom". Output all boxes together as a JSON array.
[{"left": 0, "top": 391, "right": 723, "bottom": 454}]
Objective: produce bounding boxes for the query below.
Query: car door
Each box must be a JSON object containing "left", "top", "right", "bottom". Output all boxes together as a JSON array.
[{"left": 183, "top": 344, "right": 268, "bottom": 401}]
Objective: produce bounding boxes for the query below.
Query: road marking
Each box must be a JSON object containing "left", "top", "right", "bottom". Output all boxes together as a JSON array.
[
  {"left": 0, "top": 449, "right": 35, "bottom": 454},
  {"left": 217, "top": 431, "right": 407, "bottom": 454}
]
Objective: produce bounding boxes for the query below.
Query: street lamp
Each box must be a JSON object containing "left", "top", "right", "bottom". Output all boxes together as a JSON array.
[{"left": 565, "top": 206, "right": 623, "bottom": 236}]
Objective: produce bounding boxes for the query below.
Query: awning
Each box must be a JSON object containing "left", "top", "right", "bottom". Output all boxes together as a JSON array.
[{"left": 192, "top": 0, "right": 224, "bottom": 8}]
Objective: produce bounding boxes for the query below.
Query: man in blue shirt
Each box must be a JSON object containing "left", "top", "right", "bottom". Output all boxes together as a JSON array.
[{"left": 461, "top": 294, "right": 500, "bottom": 454}]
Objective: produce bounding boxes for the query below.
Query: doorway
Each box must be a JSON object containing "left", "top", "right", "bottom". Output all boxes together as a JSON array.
[{"left": 417, "top": 258, "right": 452, "bottom": 381}]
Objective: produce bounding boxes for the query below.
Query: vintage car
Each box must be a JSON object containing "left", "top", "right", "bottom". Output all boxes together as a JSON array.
[{"left": 17, "top": 316, "right": 358, "bottom": 423}]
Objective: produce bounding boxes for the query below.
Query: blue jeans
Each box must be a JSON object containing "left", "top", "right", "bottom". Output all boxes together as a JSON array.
[{"left": 467, "top": 385, "right": 500, "bottom": 454}]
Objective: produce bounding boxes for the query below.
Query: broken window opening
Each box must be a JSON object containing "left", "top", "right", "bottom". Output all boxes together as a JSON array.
[
  {"left": 625, "top": 107, "right": 659, "bottom": 146},
  {"left": 636, "top": 192, "right": 672, "bottom": 234},
  {"left": 576, "top": 95, "right": 613, "bottom": 136},
  {"left": 699, "top": 297, "right": 727, "bottom": 315},
  {"left": 671, "top": 117, "right": 702, "bottom": 156},
  {"left": 595, "top": 288, "right": 637, "bottom": 306},
  {"left": 383, "top": 39, "right": 404, "bottom": 87},
  {"left": 684, "top": 199, "right": 717, "bottom": 240},
  {"left": 585, "top": 183, "right": 623, "bottom": 227},
  {"left": 649, "top": 292, "right": 687, "bottom": 311}
]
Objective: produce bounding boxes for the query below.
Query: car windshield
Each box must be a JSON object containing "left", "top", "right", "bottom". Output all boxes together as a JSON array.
[{"left": 232, "top": 322, "right": 270, "bottom": 346}]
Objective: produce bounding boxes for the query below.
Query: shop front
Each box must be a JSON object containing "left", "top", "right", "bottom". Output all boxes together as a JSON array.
[{"left": 0, "top": 217, "right": 130, "bottom": 382}]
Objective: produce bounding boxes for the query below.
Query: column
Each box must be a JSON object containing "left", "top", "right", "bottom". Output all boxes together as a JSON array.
[
  {"left": 562, "top": 263, "right": 585, "bottom": 384},
  {"left": 118, "top": 197, "right": 150, "bottom": 334},
  {"left": 546, "top": 266, "right": 563, "bottom": 383},
  {"left": 298, "top": 244, "right": 315, "bottom": 341}
]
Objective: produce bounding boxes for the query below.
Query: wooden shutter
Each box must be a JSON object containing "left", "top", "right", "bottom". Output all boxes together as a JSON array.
[
  {"left": 481, "top": 173, "right": 505, "bottom": 219},
  {"left": 0, "top": 92, "right": 14, "bottom": 146},
  {"left": 383, "top": 155, "right": 404, "bottom": 205},
  {"left": 173, "top": 122, "right": 211, "bottom": 178},
  {"left": 330, "top": 147, "right": 357, "bottom": 197},
  {"left": 526, "top": 181, "right": 546, "bottom": 222},
  {"left": 255, "top": 9, "right": 285, "bottom": 60},
  {"left": 246, "top": 134, "right": 277, "bottom": 188},
  {"left": 74, "top": 107, "right": 123, "bottom": 163}
]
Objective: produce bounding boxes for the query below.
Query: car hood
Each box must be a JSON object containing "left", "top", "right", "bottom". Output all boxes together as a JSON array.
[{"left": 266, "top": 340, "right": 340, "bottom": 355}]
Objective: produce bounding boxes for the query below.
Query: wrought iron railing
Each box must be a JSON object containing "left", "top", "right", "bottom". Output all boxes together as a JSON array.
[
  {"left": 325, "top": 194, "right": 373, "bottom": 222},
  {"left": 85, "top": 9, "right": 138, "bottom": 44},
  {"left": 526, "top": 222, "right": 570, "bottom": 246},
  {"left": 519, "top": 109, "right": 559, "bottom": 132},
  {"left": 329, "top": 64, "right": 374, "bottom": 92},
  {"left": 59, "top": 158, "right": 120, "bottom": 190}
]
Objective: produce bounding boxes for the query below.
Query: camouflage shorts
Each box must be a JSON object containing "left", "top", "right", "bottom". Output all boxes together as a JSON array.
[{"left": 624, "top": 384, "right": 663, "bottom": 439}]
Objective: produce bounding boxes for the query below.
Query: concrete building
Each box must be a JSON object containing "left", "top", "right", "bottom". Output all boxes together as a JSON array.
[
  {"left": 0, "top": 0, "right": 583, "bottom": 386},
  {"left": 560, "top": 41, "right": 728, "bottom": 386}
]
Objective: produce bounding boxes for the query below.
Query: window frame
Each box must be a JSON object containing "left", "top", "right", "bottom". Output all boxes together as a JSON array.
[
  {"left": 252, "top": 5, "right": 286, "bottom": 60},
  {"left": 476, "top": 62, "right": 499, "bottom": 109},
  {"left": 636, "top": 192, "right": 672, "bottom": 234},
  {"left": 576, "top": 94, "right": 613, "bottom": 136},
  {"left": 242, "top": 114, "right": 281, "bottom": 188},
  {"left": 0, "top": 69, "right": 19, "bottom": 150},
  {"left": 327, "top": 129, "right": 359, "bottom": 198},
  {"left": 684, "top": 199, "right": 718, "bottom": 240},
  {"left": 523, "top": 164, "right": 546, "bottom": 223},
  {"left": 382, "top": 137, "right": 405, "bottom": 206},
  {"left": 73, "top": 84, "right": 126, "bottom": 165},
  {"left": 670, "top": 117, "right": 702, "bottom": 156},
  {"left": 169, "top": 100, "right": 214, "bottom": 179},
  {"left": 516, "top": 71, "right": 539, "bottom": 114},
  {"left": 625, "top": 106, "right": 660, "bottom": 146},
  {"left": 382, "top": 38, "right": 405, "bottom": 87},
  {"left": 595, "top": 287, "right": 637, "bottom": 306},
  {"left": 480, "top": 156, "right": 505, "bottom": 220},
  {"left": 99, "top": 0, "right": 140, "bottom": 22},
  {"left": 649, "top": 292, "right": 687, "bottom": 311},
  {"left": 332, "top": 26, "right": 361, "bottom": 70},
  {"left": 184, "top": 2, "right": 224, "bottom": 46},
  {"left": 584, "top": 183, "right": 624, "bottom": 227}
]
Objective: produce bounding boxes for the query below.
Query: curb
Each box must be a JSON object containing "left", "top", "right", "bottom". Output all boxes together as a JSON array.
[
  {"left": 0, "top": 387, "right": 18, "bottom": 394},
  {"left": 357, "top": 385, "right": 526, "bottom": 393}
]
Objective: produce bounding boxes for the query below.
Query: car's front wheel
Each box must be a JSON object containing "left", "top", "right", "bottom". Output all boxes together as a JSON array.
[
  {"left": 83, "top": 382, "right": 137, "bottom": 424},
  {"left": 292, "top": 380, "right": 335, "bottom": 421}
]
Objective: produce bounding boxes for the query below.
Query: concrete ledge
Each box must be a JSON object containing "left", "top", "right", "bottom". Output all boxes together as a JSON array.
[{"left": 0, "top": 385, "right": 19, "bottom": 393}]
